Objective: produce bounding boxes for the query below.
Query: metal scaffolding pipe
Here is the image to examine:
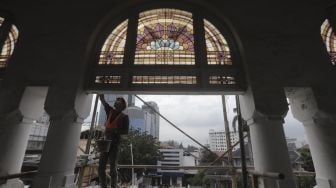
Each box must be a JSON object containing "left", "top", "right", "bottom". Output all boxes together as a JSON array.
[
  {"left": 116, "top": 165, "right": 253, "bottom": 170},
  {"left": 135, "top": 95, "right": 216, "bottom": 155},
  {"left": 236, "top": 169, "right": 285, "bottom": 180},
  {"left": 210, "top": 134, "right": 248, "bottom": 165},
  {"left": 0, "top": 171, "right": 37, "bottom": 181}
]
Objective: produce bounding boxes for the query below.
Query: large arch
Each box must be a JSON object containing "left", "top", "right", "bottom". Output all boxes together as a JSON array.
[
  {"left": 84, "top": 0, "right": 246, "bottom": 94},
  {"left": 0, "top": 13, "right": 19, "bottom": 77}
]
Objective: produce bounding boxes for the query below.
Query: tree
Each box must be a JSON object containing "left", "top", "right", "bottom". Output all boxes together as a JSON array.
[
  {"left": 185, "top": 145, "right": 198, "bottom": 152},
  {"left": 118, "top": 129, "right": 161, "bottom": 183},
  {"left": 187, "top": 170, "right": 210, "bottom": 186},
  {"left": 200, "top": 148, "right": 220, "bottom": 165},
  {"left": 298, "top": 147, "right": 315, "bottom": 172}
]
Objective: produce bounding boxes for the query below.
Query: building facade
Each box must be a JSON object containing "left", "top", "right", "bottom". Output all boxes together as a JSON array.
[
  {"left": 97, "top": 95, "right": 160, "bottom": 138},
  {"left": 142, "top": 102, "right": 160, "bottom": 139},
  {"left": 209, "top": 129, "right": 240, "bottom": 152},
  {"left": 157, "top": 149, "right": 184, "bottom": 187},
  {"left": 125, "top": 106, "right": 145, "bottom": 132},
  {"left": 26, "top": 112, "right": 50, "bottom": 152},
  {"left": 286, "top": 138, "right": 303, "bottom": 171}
]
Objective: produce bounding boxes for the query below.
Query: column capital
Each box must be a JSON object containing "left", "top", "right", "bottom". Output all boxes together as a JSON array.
[
  {"left": 244, "top": 111, "right": 285, "bottom": 126},
  {"left": 0, "top": 109, "right": 23, "bottom": 122},
  {"left": 48, "top": 108, "right": 85, "bottom": 125},
  {"left": 240, "top": 86, "right": 288, "bottom": 123},
  {"left": 44, "top": 85, "right": 76, "bottom": 118},
  {"left": 45, "top": 85, "right": 92, "bottom": 122},
  {"left": 0, "top": 85, "right": 25, "bottom": 115},
  {"left": 287, "top": 87, "right": 336, "bottom": 124}
]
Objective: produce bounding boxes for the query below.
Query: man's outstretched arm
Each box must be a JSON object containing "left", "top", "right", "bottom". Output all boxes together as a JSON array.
[{"left": 99, "top": 94, "right": 109, "bottom": 108}]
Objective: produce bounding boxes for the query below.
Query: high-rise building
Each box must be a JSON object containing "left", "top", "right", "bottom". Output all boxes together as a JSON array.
[
  {"left": 125, "top": 106, "right": 145, "bottom": 132},
  {"left": 208, "top": 129, "right": 239, "bottom": 151},
  {"left": 142, "top": 101, "right": 160, "bottom": 139},
  {"left": 97, "top": 95, "right": 160, "bottom": 139}
]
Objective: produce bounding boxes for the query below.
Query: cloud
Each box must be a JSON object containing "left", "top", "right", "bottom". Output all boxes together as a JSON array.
[
  {"left": 135, "top": 95, "right": 306, "bottom": 147},
  {"left": 136, "top": 95, "right": 240, "bottom": 146}
]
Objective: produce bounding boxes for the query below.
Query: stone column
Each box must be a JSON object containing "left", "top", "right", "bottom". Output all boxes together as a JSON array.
[
  {"left": 33, "top": 87, "right": 92, "bottom": 188},
  {"left": 0, "top": 111, "right": 27, "bottom": 188},
  {"left": 33, "top": 110, "right": 82, "bottom": 188},
  {"left": 0, "top": 87, "right": 47, "bottom": 188},
  {"left": 240, "top": 87, "right": 296, "bottom": 188},
  {"left": 287, "top": 88, "right": 336, "bottom": 188}
]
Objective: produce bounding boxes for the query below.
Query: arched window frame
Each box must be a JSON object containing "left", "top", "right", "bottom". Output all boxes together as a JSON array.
[
  {"left": 321, "top": 19, "right": 336, "bottom": 66},
  {"left": 0, "top": 14, "right": 19, "bottom": 76},
  {"left": 87, "top": 4, "right": 245, "bottom": 93}
]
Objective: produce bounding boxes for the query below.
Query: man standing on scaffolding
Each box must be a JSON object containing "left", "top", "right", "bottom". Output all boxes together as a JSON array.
[{"left": 98, "top": 94, "right": 129, "bottom": 188}]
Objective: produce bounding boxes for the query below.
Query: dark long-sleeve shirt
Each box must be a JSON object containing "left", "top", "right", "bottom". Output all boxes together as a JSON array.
[{"left": 103, "top": 103, "right": 129, "bottom": 143}]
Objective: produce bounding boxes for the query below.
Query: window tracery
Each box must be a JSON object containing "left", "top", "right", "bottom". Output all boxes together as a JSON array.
[
  {"left": 204, "top": 19, "right": 232, "bottom": 65},
  {"left": 321, "top": 19, "right": 336, "bottom": 65},
  {"left": 135, "top": 9, "right": 195, "bottom": 65},
  {"left": 91, "top": 8, "right": 243, "bottom": 92},
  {"left": 0, "top": 17, "right": 18, "bottom": 68},
  {"left": 99, "top": 20, "right": 128, "bottom": 65}
]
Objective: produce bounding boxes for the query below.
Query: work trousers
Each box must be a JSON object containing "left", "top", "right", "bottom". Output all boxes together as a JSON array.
[{"left": 98, "top": 142, "right": 119, "bottom": 188}]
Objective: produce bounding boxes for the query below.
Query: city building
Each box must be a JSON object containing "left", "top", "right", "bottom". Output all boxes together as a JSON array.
[
  {"left": 1, "top": 2, "right": 336, "bottom": 188},
  {"left": 286, "top": 138, "right": 303, "bottom": 171},
  {"left": 125, "top": 106, "right": 145, "bottom": 132},
  {"left": 97, "top": 94, "right": 159, "bottom": 138},
  {"left": 26, "top": 112, "right": 50, "bottom": 153},
  {"left": 156, "top": 148, "right": 199, "bottom": 187},
  {"left": 142, "top": 102, "right": 160, "bottom": 139},
  {"left": 209, "top": 129, "right": 240, "bottom": 152},
  {"left": 157, "top": 149, "right": 184, "bottom": 187}
]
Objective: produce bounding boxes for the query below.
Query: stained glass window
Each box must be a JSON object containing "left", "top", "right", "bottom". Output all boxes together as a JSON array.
[
  {"left": 209, "top": 76, "right": 235, "bottom": 85},
  {"left": 0, "top": 17, "right": 19, "bottom": 68},
  {"left": 135, "top": 9, "right": 195, "bottom": 65},
  {"left": 95, "top": 76, "right": 121, "bottom": 84},
  {"left": 321, "top": 19, "right": 336, "bottom": 65},
  {"left": 99, "top": 20, "right": 128, "bottom": 65},
  {"left": 132, "top": 75, "right": 196, "bottom": 84},
  {"left": 204, "top": 19, "right": 232, "bottom": 65},
  {"left": 93, "top": 8, "right": 243, "bottom": 91}
]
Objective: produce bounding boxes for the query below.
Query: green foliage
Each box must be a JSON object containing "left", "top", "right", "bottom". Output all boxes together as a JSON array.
[
  {"left": 187, "top": 170, "right": 210, "bottom": 186},
  {"left": 118, "top": 129, "right": 161, "bottom": 182},
  {"left": 185, "top": 145, "right": 198, "bottom": 152},
  {"left": 298, "top": 147, "right": 315, "bottom": 172},
  {"left": 296, "top": 176, "right": 316, "bottom": 188},
  {"left": 200, "top": 149, "right": 220, "bottom": 165}
]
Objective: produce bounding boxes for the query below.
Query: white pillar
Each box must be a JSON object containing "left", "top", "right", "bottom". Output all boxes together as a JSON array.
[
  {"left": 0, "top": 87, "right": 48, "bottom": 188},
  {"left": 288, "top": 88, "right": 336, "bottom": 188},
  {"left": 248, "top": 114, "right": 296, "bottom": 188},
  {"left": 0, "top": 111, "right": 28, "bottom": 188},
  {"left": 33, "top": 110, "right": 82, "bottom": 188},
  {"left": 240, "top": 88, "right": 296, "bottom": 188},
  {"left": 33, "top": 90, "right": 92, "bottom": 188}
]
